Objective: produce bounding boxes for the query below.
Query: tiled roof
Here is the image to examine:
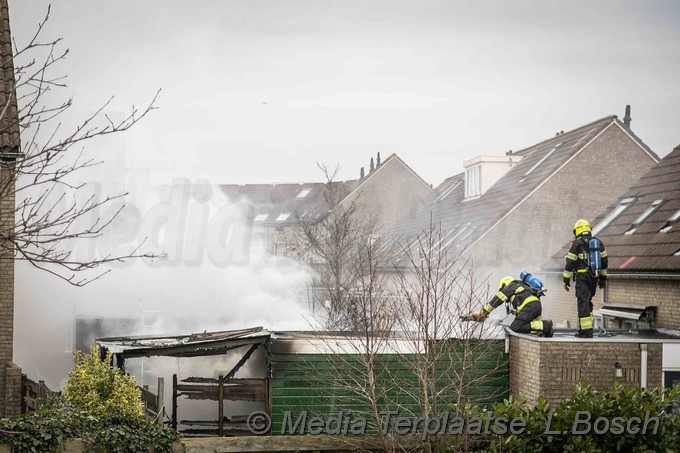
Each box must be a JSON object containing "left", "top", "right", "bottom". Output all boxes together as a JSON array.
[
  {"left": 220, "top": 153, "right": 423, "bottom": 226},
  {"left": 220, "top": 181, "right": 359, "bottom": 225},
  {"left": 390, "top": 116, "right": 624, "bottom": 256},
  {"left": 545, "top": 145, "right": 680, "bottom": 273}
]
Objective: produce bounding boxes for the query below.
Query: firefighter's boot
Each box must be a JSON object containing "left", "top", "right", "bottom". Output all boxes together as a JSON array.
[{"left": 543, "top": 320, "right": 554, "bottom": 338}]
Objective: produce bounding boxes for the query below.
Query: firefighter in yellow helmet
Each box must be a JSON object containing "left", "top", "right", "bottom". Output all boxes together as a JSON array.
[
  {"left": 563, "top": 219, "right": 608, "bottom": 338},
  {"left": 470, "top": 274, "right": 553, "bottom": 337}
]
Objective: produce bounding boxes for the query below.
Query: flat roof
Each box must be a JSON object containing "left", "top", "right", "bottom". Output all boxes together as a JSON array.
[{"left": 507, "top": 328, "right": 680, "bottom": 344}]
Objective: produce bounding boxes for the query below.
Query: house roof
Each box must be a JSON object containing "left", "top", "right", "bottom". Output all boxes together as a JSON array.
[
  {"left": 219, "top": 154, "right": 424, "bottom": 226},
  {"left": 389, "top": 116, "right": 646, "bottom": 259},
  {"left": 219, "top": 180, "right": 360, "bottom": 226},
  {"left": 545, "top": 145, "right": 680, "bottom": 274}
]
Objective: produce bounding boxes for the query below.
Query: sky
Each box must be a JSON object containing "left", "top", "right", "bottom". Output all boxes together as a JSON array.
[
  {"left": 7, "top": 0, "right": 680, "bottom": 388},
  {"left": 9, "top": 0, "right": 680, "bottom": 188}
]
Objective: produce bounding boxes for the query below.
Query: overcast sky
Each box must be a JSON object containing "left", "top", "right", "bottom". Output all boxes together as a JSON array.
[{"left": 8, "top": 0, "right": 680, "bottom": 187}]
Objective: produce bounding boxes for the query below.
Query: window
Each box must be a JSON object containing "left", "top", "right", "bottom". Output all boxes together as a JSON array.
[
  {"left": 276, "top": 213, "right": 291, "bottom": 222},
  {"left": 296, "top": 188, "right": 312, "bottom": 199},
  {"left": 465, "top": 166, "right": 481, "bottom": 198},
  {"left": 660, "top": 208, "right": 680, "bottom": 233},
  {"left": 520, "top": 143, "right": 561, "bottom": 182},
  {"left": 253, "top": 213, "right": 269, "bottom": 222},
  {"left": 592, "top": 198, "right": 636, "bottom": 235},
  {"left": 625, "top": 199, "right": 663, "bottom": 234}
]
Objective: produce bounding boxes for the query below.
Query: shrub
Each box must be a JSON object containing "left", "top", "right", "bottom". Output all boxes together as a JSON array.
[
  {"left": 63, "top": 346, "right": 142, "bottom": 417},
  {"left": 466, "top": 383, "right": 680, "bottom": 453},
  {"left": 0, "top": 398, "right": 180, "bottom": 453}
]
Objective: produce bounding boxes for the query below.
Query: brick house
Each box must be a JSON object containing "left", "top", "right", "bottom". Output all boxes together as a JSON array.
[
  {"left": 221, "top": 153, "right": 432, "bottom": 257},
  {"left": 389, "top": 111, "right": 659, "bottom": 287},
  {"left": 0, "top": 0, "right": 23, "bottom": 418},
  {"left": 543, "top": 144, "right": 680, "bottom": 389}
]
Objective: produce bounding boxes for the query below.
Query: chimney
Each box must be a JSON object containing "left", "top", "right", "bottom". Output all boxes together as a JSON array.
[
  {"left": 360, "top": 167, "right": 365, "bottom": 179},
  {"left": 376, "top": 152, "right": 381, "bottom": 166},
  {"left": 370, "top": 157, "right": 375, "bottom": 173},
  {"left": 623, "top": 105, "right": 632, "bottom": 128}
]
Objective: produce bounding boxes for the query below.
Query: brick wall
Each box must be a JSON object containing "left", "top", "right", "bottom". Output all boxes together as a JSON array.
[
  {"left": 541, "top": 274, "right": 680, "bottom": 330},
  {"left": 510, "top": 336, "right": 662, "bottom": 406},
  {"left": 606, "top": 278, "right": 680, "bottom": 330},
  {"left": 0, "top": 0, "right": 22, "bottom": 419},
  {"left": 509, "top": 336, "right": 540, "bottom": 403}
]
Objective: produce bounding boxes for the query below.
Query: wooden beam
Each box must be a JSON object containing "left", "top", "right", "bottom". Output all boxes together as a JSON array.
[
  {"left": 218, "top": 376, "right": 224, "bottom": 437},
  {"left": 224, "top": 344, "right": 259, "bottom": 381},
  {"left": 172, "top": 374, "right": 178, "bottom": 430}
]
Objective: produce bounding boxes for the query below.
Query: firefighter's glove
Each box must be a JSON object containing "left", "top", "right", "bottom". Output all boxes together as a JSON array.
[
  {"left": 470, "top": 311, "right": 487, "bottom": 322},
  {"left": 563, "top": 276, "right": 570, "bottom": 292},
  {"left": 598, "top": 278, "right": 606, "bottom": 289}
]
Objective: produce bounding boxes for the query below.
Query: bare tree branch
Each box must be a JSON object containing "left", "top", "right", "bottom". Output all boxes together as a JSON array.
[{"left": 0, "top": 6, "right": 164, "bottom": 285}]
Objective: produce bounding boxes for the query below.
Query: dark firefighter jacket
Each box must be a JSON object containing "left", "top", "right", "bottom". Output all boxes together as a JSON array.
[
  {"left": 483, "top": 280, "right": 539, "bottom": 315},
  {"left": 563, "top": 233, "right": 608, "bottom": 280}
]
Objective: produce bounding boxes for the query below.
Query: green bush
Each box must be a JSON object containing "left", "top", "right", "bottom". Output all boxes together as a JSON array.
[
  {"left": 0, "top": 398, "right": 180, "bottom": 453},
  {"left": 63, "top": 346, "right": 142, "bottom": 417},
  {"left": 462, "top": 383, "right": 680, "bottom": 452}
]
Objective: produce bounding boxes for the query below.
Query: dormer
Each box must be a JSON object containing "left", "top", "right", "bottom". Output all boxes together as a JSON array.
[{"left": 463, "top": 154, "right": 523, "bottom": 200}]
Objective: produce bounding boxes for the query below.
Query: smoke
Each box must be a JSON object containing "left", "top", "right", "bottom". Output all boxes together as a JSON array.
[{"left": 14, "top": 172, "right": 314, "bottom": 391}]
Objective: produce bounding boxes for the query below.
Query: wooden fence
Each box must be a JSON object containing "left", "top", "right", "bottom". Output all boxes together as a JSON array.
[
  {"left": 140, "top": 377, "right": 165, "bottom": 423},
  {"left": 21, "top": 374, "right": 61, "bottom": 413}
]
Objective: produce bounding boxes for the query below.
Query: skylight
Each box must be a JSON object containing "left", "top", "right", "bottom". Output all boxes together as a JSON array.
[
  {"left": 625, "top": 200, "right": 663, "bottom": 235},
  {"left": 276, "top": 213, "right": 291, "bottom": 222},
  {"left": 592, "top": 197, "right": 636, "bottom": 235},
  {"left": 253, "top": 213, "right": 269, "bottom": 222},
  {"left": 520, "top": 143, "right": 562, "bottom": 181},
  {"left": 297, "top": 188, "right": 312, "bottom": 199},
  {"left": 660, "top": 208, "right": 680, "bottom": 233}
]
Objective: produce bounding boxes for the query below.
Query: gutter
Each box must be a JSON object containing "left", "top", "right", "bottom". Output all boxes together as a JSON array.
[{"left": 542, "top": 270, "right": 680, "bottom": 280}]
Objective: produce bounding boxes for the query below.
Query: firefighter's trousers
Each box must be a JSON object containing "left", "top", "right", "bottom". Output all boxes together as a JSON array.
[
  {"left": 510, "top": 301, "right": 543, "bottom": 334},
  {"left": 575, "top": 273, "right": 597, "bottom": 333}
]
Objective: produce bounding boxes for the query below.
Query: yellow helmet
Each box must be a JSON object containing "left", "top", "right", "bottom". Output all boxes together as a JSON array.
[
  {"left": 573, "top": 219, "right": 591, "bottom": 237},
  {"left": 498, "top": 276, "right": 514, "bottom": 291}
]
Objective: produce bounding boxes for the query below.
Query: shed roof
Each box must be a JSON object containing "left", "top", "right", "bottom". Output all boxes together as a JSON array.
[
  {"left": 96, "top": 326, "right": 270, "bottom": 358},
  {"left": 545, "top": 145, "right": 680, "bottom": 273}
]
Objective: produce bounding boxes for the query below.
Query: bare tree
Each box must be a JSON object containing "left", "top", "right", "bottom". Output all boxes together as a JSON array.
[
  {"left": 301, "top": 222, "right": 508, "bottom": 452},
  {"left": 393, "top": 222, "right": 508, "bottom": 452},
  {"left": 0, "top": 5, "right": 161, "bottom": 286},
  {"left": 294, "top": 163, "right": 384, "bottom": 329}
]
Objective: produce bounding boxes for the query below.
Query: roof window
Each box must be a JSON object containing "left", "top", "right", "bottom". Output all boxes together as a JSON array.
[
  {"left": 253, "top": 213, "right": 269, "bottom": 222},
  {"left": 660, "top": 208, "right": 680, "bottom": 233},
  {"left": 296, "top": 188, "right": 312, "bottom": 199},
  {"left": 593, "top": 197, "right": 636, "bottom": 235},
  {"left": 625, "top": 200, "right": 663, "bottom": 235},
  {"left": 276, "top": 213, "right": 291, "bottom": 222},
  {"left": 520, "top": 143, "right": 561, "bottom": 182}
]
